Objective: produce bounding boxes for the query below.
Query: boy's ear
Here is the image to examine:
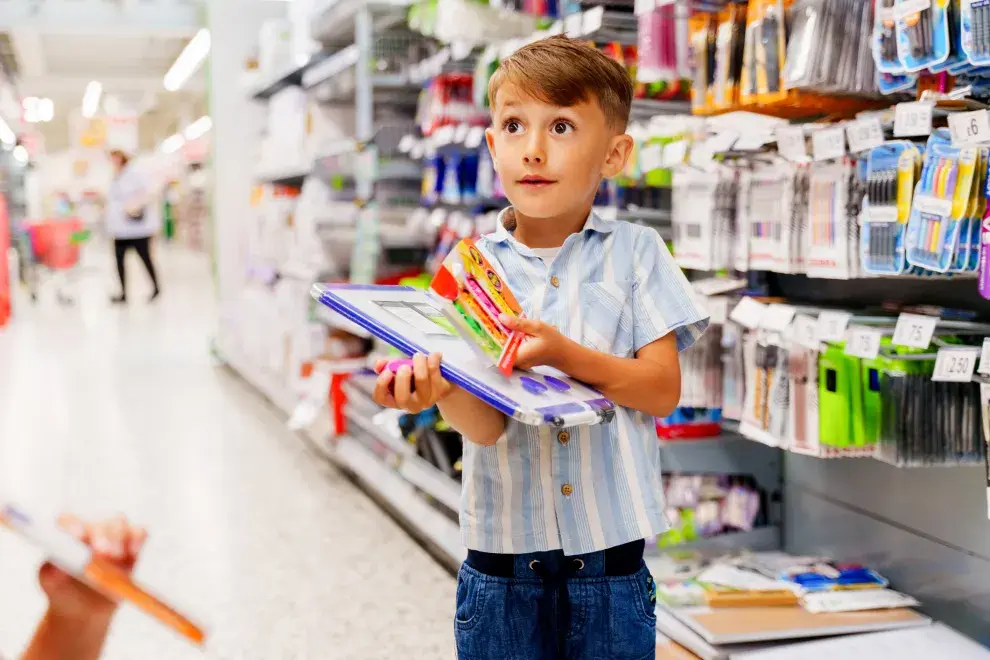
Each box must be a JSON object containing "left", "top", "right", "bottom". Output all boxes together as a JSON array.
[
  {"left": 601, "top": 133, "right": 634, "bottom": 179},
  {"left": 485, "top": 127, "right": 498, "bottom": 171}
]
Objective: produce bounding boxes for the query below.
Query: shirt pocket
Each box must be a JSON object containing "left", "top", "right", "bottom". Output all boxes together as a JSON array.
[{"left": 581, "top": 280, "right": 634, "bottom": 357}]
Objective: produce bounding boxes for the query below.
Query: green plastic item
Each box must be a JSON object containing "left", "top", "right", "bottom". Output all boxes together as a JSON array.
[{"left": 818, "top": 345, "right": 854, "bottom": 448}]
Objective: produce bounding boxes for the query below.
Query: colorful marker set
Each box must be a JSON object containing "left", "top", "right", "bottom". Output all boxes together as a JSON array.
[
  {"left": 904, "top": 130, "right": 979, "bottom": 272},
  {"left": 430, "top": 238, "right": 526, "bottom": 376},
  {"left": 861, "top": 141, "right": 922, "bottom": 274}
]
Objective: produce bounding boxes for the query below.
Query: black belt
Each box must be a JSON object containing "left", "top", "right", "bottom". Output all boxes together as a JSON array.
[{"left": 466, "top": 539, "right": 645, "bottom": 578}]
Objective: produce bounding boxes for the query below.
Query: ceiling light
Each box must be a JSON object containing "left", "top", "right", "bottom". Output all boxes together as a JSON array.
[
  {"left": 184, "top": 115, "right": 212, "bottom": 141},
  {"left": 82, "top": 81, "right": 102, "bottom": 119},
  {"left": 164, "top": 28, "right": 211, "bottom": 92},
  {"left": 0, "top": 117, "right": 14, "bottom": 146},
  {"left": 13, "top": 145, "right": 28, "bottom": 164},
  {"left": 161, "top": 133, "right": 186, "bottom": 154}
]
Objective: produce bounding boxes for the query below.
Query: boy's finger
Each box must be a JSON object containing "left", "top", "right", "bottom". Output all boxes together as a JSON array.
[
  {"left": 394, "top": 365, "right": 414, "bottom": 408},
  {"left": 499, "top": 314, "right": 541, "bottom": 336},
  {"left": 372, "top": 371, "right": 397, "bottom": 407},
  {"left": 57, "top": 514, "right": 87, "bottom": 542},
  {"left": 127, "top": 527, "right": 148, "bottom": 559},
  {"left": 372, "top": 358, "right": 388, "bottom": 374},
  {"left": 426, "top": 353, "right": 443, "bottom": 402}
]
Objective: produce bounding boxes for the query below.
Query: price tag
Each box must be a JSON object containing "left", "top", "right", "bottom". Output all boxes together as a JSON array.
[
  {"left": 707, "top": 296, "right": 729, "bottom": 325},
  {"left": 978, "top": 338, "right": 990, "bottom": 375},
  {"left": 912, "top": 194, "right": 953, "bottom": 217},
  {"left": 634, "top": 0, "right": 657, "bottom": 14},
  {"left": 776, "top": 126, "right": 808, "bottom": 162},
  {"left": 729, "top": 297, "right": 768, "bottom": 330},
  {"left": 565, "top": 12, "right": 583, "bottom": 37},
  {"left": 454, "top": 124, "right": 470, "bottom": 144},
  {"left": 791, "top": 314, "right": 820, "bottom": 350},
  {"left": 464, "top": 126, "right": 486, "bottom": 149},
  {"left": 815, "top": 311, "right": 852, "bottom": 342},
  {"left": 812, "top": 127, "right": 846, "bottom": 161},
  {"left": 760, "top": 303, "right": 797, "bottom": 333},
  {"left": 948, "top": 110, "right": 990, "bottom": 147},
  {"left": 932, "top": 347, "right": 980, "bottom": 382},
  {"left": 844, "top": 326, "right": 883, "bottom": 359},
  {"left": 891, "top": 312, "right": 938, "bottom": 349},
  {"left": 582, "top": 6, "right": 604, "bottom": 34},
  {"left": 846, "top": 118, "right": 884, "bottom": 153},
  {"left": 866, "top": 206, "right": 898, "bottom": 223},
  {"left": 894, "top": 102, "right": 933, "bottom": 137},
  {"left": 706, "top": 130, "right": 739, "bottom": 154},
  {"left": 640, "top": 143, "right": 664, "bottom": 172},
  {"left": 662, "top": 140, "right": 688, "bottom": 167},
  {"left": 689, "top": 141, "right": 714, "bottom": 167}
]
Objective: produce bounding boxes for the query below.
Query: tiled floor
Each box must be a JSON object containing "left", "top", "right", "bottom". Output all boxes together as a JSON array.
[{"left": 0, "top": 243, "right": 456, "bottom": 659}]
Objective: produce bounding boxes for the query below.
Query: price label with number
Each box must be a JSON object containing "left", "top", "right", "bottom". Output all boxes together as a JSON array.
[
  {"left": 812, "top": 127, "right": 846, "bottom": 161},
  {"left": 729, "top": 297, "right": 768, "bottom": 330},
  {"left": 846, "top": 118, "right": 884, "bottom": 153},
  {"left": 815, "top": 311, "right": 852, "bottom": 342},
  {"left": 844, "top": 326, "right": 883, "bottom": 359},
  {"left": 776, "top": 127, "right": 808, "bottom": 162},
  {"left": 894, "top": 102, "right": 933, "bottom": 137},
  {"left": 792, "top": 314, "right": 820, "bottom": 350},
  {"left": 760, "top": 304, "right": 797, "bottom": 333},
  {"left": 980, "top": 338, "right": 990, "bottom": 375},
  {"left": 662, "top": 140, "right": 688, "bottom": 167},
  {"left": 932, "top": 347, "right": 981, "bottom": 382},
  {"left": 948, "top": 110, "right": 990, "bottom": 147},
  {"left": 892, "top": 313, "right": 938, "bottom": 349},
  {"left": 640, "top": 143, "right": 664, "bottom": 172}
]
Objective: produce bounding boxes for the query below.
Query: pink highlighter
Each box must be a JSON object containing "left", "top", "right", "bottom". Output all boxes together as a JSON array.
[{"left": 378, "top": 358, "right": 417, "bottom": 394}]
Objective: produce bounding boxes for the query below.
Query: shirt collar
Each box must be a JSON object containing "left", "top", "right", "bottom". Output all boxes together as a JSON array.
[{"left": 489, "top": 207, "right": 616, "bottom": 247}]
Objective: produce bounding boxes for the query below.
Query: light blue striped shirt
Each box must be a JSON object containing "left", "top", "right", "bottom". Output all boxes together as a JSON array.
[{"left": 460, "top": 208, "right": 710, "bottom": 555}]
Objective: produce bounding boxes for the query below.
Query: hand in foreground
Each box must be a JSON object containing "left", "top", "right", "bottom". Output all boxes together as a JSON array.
[
  {"left": 499, "top": 315, "right": 570, "bottom": 371},
  {"left": 373, "top": 352, "right": 453, "bottom": 414},
  {"left": 40, "top": 514, "right": 147, "bottom": 623}
]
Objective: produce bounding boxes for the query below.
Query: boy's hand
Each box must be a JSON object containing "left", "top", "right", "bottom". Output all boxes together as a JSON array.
[
  {"left": 373, "top": 352, "right": 453, "bottom": 414},
  {"left": 499, "top": 315, "right": 572, "bottom": 371},
  {"left": 41, "top": 514, "right": 147, "bottom": 623}
]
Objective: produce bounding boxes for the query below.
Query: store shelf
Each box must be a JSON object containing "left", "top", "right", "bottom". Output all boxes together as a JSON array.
[
  {"left": 399, "top": 453, "right": 461, "bottom": 513},
  {"left": 215, "top": 339, "right": 299, "bottom": 416},
  {"left": 255, "top": 165, "right": 311, "bottom": 186},
  {"left": 659, "top": 434, "right": 781, "bottom": 494},
  {"left": 333, "top": 435, "right": 466, "bottom": 570},
  {"left": 346, "top": 408, "right": 415, "bottom": 457},
  {"left": 629, "top": 98, "right": 693, "bottom": 121},
  {"left": 311, "top": 0, "right": 414, "bottom": 45},
  {"left": 650, "top": 526, "right": 782, "bottom": 555},
  {"left": 251, "top": 55, "right": 326, "bottom": 100}
]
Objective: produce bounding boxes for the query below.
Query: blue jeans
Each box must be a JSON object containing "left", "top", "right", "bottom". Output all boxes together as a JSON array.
[{"left": 454, "top": 547, "right": 658, "bottom": 660}]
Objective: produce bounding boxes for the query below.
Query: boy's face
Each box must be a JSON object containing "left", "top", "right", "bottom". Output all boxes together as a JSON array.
[{"left": 486, "top": 83, "right": 632, "bottom": 221}]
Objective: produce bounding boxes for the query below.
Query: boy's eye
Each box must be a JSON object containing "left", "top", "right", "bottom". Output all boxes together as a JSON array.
[
  {"left": 552, "top": 121, "right": 574, "bottom": 135},
  {"left": 503, "top": 120, "right": 524, "bottom": 134}
]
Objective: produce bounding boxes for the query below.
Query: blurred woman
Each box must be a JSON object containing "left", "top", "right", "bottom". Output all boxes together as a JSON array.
[{"left": 106, "top": 150, "right": 160, "bottom": 304}]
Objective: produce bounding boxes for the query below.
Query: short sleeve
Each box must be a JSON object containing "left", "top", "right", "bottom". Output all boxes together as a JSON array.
[{"left": 630, "top": 227, "right": 710, "bottom": 353}]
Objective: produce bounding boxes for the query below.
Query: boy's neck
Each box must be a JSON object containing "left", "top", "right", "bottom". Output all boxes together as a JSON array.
[{"left": 512, "top": 204, "right": 593, "bottom": 249}]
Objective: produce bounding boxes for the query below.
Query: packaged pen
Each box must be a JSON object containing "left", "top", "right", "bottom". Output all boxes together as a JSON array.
[
  {"left": 895, "top": 0, "right": 950, "bottom": 71},
  {"left": 689, "top": 13, "right": 715, "bottom": 113},
  {"left": 961, "top": 0, "right": 990, "bottom": 65},
  {"left": 756, "top": 0, "right": 788, "bottom": 103},
  {"left": 713, "top": 4, "right": 747, "bottom": 109},
  {"left": 862, "top": 141, "right": 922, "bottom": 274},
  {"left": 875, "top": 0, "right": 904, "bottom": 72},
  {"left": 0, "top": 503, "right": 206, "bottom": 646},
  {"left": 877, "top": 69, "right": 918, "bottom": 94},
  {"left": 979, "top": 157, "right": 990, "bottom": 298},
  {"left": 739, "top": 1, "right": 761, "bottom": 105},
  {"left": 905, "top": 129, "right": 977, "bottom": 272},
  {"left": 930, "top": 0, "right": 966, "bottom": 71}
]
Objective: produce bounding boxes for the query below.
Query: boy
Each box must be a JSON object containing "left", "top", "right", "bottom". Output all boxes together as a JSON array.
[{"left": 372, "top": 35, "right": 708, "bottom": 659}]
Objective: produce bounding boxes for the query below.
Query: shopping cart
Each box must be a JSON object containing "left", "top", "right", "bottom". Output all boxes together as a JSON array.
[{"left": 17, "top": 217, "right": 92, "bottom": 305}]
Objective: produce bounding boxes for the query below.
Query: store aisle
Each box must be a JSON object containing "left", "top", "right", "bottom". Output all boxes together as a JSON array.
[{"left": 0, "top": 245, "right": 456, "bottom": 660}]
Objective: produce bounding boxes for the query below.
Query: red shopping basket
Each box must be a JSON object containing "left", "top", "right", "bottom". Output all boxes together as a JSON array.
[{"left": 27, "top": 218, "right": 85, "bottom": 270}]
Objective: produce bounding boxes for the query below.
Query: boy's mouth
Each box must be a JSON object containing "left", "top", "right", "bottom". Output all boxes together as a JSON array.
[{"left": 517, "top": 175, "right": 557, "bottom": 188}]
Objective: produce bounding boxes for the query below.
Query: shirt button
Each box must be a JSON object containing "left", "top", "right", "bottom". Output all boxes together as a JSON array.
[
  {"left": 561, "top": 484, "right": 574, "bottom": 497},
  {"left": 557, "top": 430, "right": 570, "bottom": 445},
  {"left": 550, "top": 275, "right": 560, "bottom": 288}
]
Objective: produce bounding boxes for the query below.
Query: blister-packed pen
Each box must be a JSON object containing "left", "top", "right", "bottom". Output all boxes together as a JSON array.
[
  {"left": 905, "top": 129, "right": 977, "bottom": 272},
  {"left": 739, "top": 1, "right": 761, "bottom": 105},
  {"left": 713, "top": 4, "right": 747, "bottom": 109},
  {"left": 877, "top": 70, "right": 918, "bottom": 94},
  {"left": 756, "top": 0, "right": 788, "bottom": 103},
  {"left": 783, "top": 0, "right": 827, "bottom": 88},
  {"left": 931, "top": 0, "right": 967, "bottom": 71},
  {"left": 949, "top": 146, "right": 985, "bottom": 271},
  {"left": 979, "top": 168, "right": 990, "bottom": 297},
  {"left": 875, "top": 0, "right": 903, "bottom": 72},
  {"left": 689, "top": 13, "right": 715, "bottom": 113},
  {"left": 895, "top": 0, "right": 950, "bottom": 71},
  {"left": 862, "top": 141, "right": 922, "bottom": 274},
  {"left": 961, "top": 0, "right": 990, "bottom": 65}
]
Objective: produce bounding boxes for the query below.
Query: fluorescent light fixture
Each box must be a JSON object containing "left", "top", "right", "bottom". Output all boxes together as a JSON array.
[
  {"left": 82, "top": 81, "right": 102, "bottom": 118},
  {"left": 12, "top": 145, "right": 28, "bottom": 164},
  {"left": 164, "top": 28, "right": 210, "bottom": 92},
  {"left": 0, "top": 117, "right": 14, "bottom": 146},
  {"left": 183, "top": 115, "right": 212, "bottom": 141},
  {"left": 161, "top": 133, "right": 186, "bottom": 154}
]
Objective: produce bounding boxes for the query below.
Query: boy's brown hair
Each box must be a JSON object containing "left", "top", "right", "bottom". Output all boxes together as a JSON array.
[{"left": 487, "top": 35, "right": 633, "bottom": 131}]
